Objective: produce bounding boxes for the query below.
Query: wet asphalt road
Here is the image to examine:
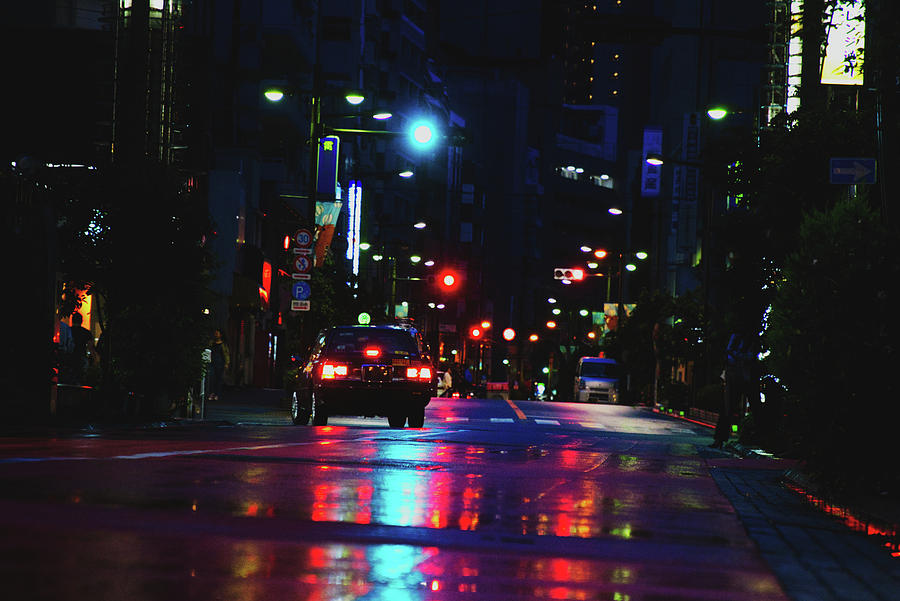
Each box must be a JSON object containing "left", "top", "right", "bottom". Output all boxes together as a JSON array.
[{"left": 0, "top": 397, "right": 794, "bottom": 600}]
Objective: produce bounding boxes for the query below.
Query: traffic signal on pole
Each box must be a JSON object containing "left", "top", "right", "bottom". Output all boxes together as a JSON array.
[
  {"left": 553, "top": 268, "right": 585, "bottom": 281},
  {"left": 469, "top": 326, "right": 483, "bottom": 339},
  {"left": 409, "top": 119, "right": 437, "bottom": 150},
  {"left": 434, "top": 269, "right": 461, "bottom": 294}
]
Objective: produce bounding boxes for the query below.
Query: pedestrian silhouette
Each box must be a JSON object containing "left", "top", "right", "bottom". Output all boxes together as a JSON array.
[
  {"left": 208, "top": 330, "right": 229, "bottom": 401},
  {"left": 70, "top": 312, "right": 97, "bottom": 385}
]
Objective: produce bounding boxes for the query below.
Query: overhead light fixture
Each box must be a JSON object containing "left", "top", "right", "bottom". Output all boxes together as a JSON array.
[
  {"left": 398, "top": 170, "right": 414, "bottom": 178},
  {"left": 372, "top": 111, "right": 392, "bottom": 120},
  {"left": 645, "top": 153, "right": 664, "bottom": 166},
  {"left": 608, "top": 207, "right": 623, "bottom": 215},
  {"left": 413, "top": 221, "right": 427, "bottom": 229},
  {"left": 264, "top": 89, "right": 285, "bottom": 102},
  {"left": 345, "top": 92, "right": 365, "bottom": 105}
]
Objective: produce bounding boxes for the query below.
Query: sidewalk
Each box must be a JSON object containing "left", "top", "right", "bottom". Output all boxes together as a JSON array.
[{"left": 653, "top": 406, "right": 900, "bottom": 600}]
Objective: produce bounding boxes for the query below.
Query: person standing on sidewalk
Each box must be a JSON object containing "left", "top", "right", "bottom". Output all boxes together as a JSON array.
[
  {"left": 712, "top": 333, "right": 751, "bottom": 448},
  {"left": 208, "top": 330, "right": 229, "bottom": 401}
]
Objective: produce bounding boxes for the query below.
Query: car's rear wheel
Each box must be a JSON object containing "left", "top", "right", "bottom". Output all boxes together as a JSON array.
[
  {"left": 291, "top": 391, "right": 310, "bottom": 425},
  {"left": 311, "top": 391, "right": 328, "bottom": 426},
  {"left": 407, "top": 406, "right": 425, "bottom": 428},
  {"left": 388, "top": 413, "right": 406, "bottom": 428}
]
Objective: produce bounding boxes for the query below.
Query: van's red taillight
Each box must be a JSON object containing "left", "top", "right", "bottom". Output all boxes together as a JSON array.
[
  {"left": 364, "top": 347, "right": 381, "bottom": 358},
  {"left": 322, "top": 363, "right": 348, "bottom": 379}
]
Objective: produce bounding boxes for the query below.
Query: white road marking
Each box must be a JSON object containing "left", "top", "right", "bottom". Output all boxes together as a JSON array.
[
  {"left": 444, "top": 417, "right": 469, "bottom": 422},
  {"left": 534, "top": 419, "right": 560, "bottom": 425},
  {"left": 490, "top": 418, "right": 515, "bottom": 423}
]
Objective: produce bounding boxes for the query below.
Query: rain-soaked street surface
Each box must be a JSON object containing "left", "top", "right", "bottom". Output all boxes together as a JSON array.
[{"left": 0, "top": 397, "right": 888, "bottom": 600}]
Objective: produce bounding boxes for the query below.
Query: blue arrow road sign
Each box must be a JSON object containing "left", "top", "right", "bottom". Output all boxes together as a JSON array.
[
  {"left": 291, "top": 281, "right": 311, "bottom": 301},
  {"left": 830, "top": 158, "right": 877, "bottom": 184}
]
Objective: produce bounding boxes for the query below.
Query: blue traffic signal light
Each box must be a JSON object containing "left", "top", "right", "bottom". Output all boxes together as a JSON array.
[{"left": 409, "top": 119, "right": 437, "bottom": 150}]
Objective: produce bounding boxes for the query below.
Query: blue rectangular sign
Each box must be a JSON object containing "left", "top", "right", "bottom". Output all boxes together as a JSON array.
[
  {"left": 830, "top": 158, "right": 876, "bottom": 184},
  {"left": 316, "top": 135, "right": 340, "bottom": 197}
]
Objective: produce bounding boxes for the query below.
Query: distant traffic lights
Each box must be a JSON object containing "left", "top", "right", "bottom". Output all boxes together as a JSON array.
[
  {"left": 553, "top": 268, "right": 585, "bottom": 281},
  {"left": 469, "top": 326, "right": 483, "bottom": 339}
]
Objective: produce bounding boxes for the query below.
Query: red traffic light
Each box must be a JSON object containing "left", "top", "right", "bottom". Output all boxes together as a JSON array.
[
  {"left": 502, "top": 327, "right": 516, "bottom": 341},
  {"left": 469, "top": 326, "right": 482, "bottom": 339},
  {"left": 437, "top": 269, "right": 460, "bottom": 292}
]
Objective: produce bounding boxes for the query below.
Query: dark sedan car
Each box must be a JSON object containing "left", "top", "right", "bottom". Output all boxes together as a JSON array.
[{"left": 290, "top": 324, "right": 437, "bottom": 428}]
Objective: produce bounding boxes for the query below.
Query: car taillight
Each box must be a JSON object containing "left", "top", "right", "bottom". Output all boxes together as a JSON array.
[
  {"left": 322, "top": 363, "right": 348, "bottom": 379},
  {"left": 406, "top": 366, "right": 433, "bottom": 380},
  {"left": 364, "top": 347, "right": 381, "bottom": 358}
]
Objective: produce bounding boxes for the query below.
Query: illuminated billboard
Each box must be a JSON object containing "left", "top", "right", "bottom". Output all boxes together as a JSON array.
[{"left": 821, "top": 0, "right": 865, "bottom": 86}]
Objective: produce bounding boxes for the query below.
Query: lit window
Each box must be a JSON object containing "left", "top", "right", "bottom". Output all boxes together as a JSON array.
[{"left": 612, "top": 90, "right": 618, "bottom": 95}]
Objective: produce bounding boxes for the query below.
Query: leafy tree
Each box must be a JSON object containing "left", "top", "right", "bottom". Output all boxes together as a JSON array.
[
  {"left": 766, "top": 196, "right": 900, "bottom": 495},
  {"left": 56, "top": 165, "right": 215, "bottom": 415}
]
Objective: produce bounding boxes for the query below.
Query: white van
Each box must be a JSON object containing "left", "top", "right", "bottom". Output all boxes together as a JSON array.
[{"left": 573, "top": 357, "right": 620, "bottom": 403}]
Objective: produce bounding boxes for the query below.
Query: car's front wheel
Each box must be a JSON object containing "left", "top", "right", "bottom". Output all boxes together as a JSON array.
[{"left": 388, "top": 413, "right": 406, "bottom": 428}]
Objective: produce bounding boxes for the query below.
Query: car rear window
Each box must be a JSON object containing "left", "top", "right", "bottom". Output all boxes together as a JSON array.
[
  {"left": 326, "top": 329, "right": 420, "bottom": 356},
  {"left": 580, "top": 361, "right": 618, "bottom": 378}
]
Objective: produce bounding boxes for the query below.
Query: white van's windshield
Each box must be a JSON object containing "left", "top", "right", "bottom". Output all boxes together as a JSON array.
[{"left": 580, "top": 361, "right": 617, "bottom": 378}]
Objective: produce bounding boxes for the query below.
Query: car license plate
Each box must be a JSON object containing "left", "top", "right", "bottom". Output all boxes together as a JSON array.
[
  {"left": 392, "top": 358, "right": 410, "bottom": 366},
  {"left": 363, "top": 365, "right": 392, "bottom": 382}
]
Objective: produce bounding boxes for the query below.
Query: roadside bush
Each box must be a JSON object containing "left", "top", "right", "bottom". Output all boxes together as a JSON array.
[
  {"left": 694, "top": 382, "right": 724, "bottom": 412},
  {"left": 766, "top": 197, "right": 900, "bottom": 495}
]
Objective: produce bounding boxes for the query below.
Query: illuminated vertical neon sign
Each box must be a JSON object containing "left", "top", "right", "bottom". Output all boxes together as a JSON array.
[{"left": 345, "top": 180, "right": 362, "bottom": 276}]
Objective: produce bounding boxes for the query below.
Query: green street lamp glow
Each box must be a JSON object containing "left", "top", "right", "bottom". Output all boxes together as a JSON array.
[
  {"left": 635, "top": 251, "right": 648, "bottom": 260},
  {"left": 707, "top": 107, "right": 728, "bottom": 120},
  {"left": 410, "top": 255, "right": 422, "bottom": 263},
  {"left": 345, "top": 92, "right": 365, "bottom": 105},
  {"left": 625, "top": 263, "right": 637, "bottom": 272},
  {"left": 372, "top": 111, "right": 392, "bottom": 120},
  {"left": 359, "top": 242, "right": 371, "bottom": 251},
  {"left": 373, "top": 254, "right": 384, "bottom": 261},
  {"left": 579, "top": 309, "right": 589, "bottom": 317},
  {"left": 264, "top": 88, "right": 285, "bottom": 102},
  {"left": 357, "top": 312, "right": 371, "bottom": 325}
]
